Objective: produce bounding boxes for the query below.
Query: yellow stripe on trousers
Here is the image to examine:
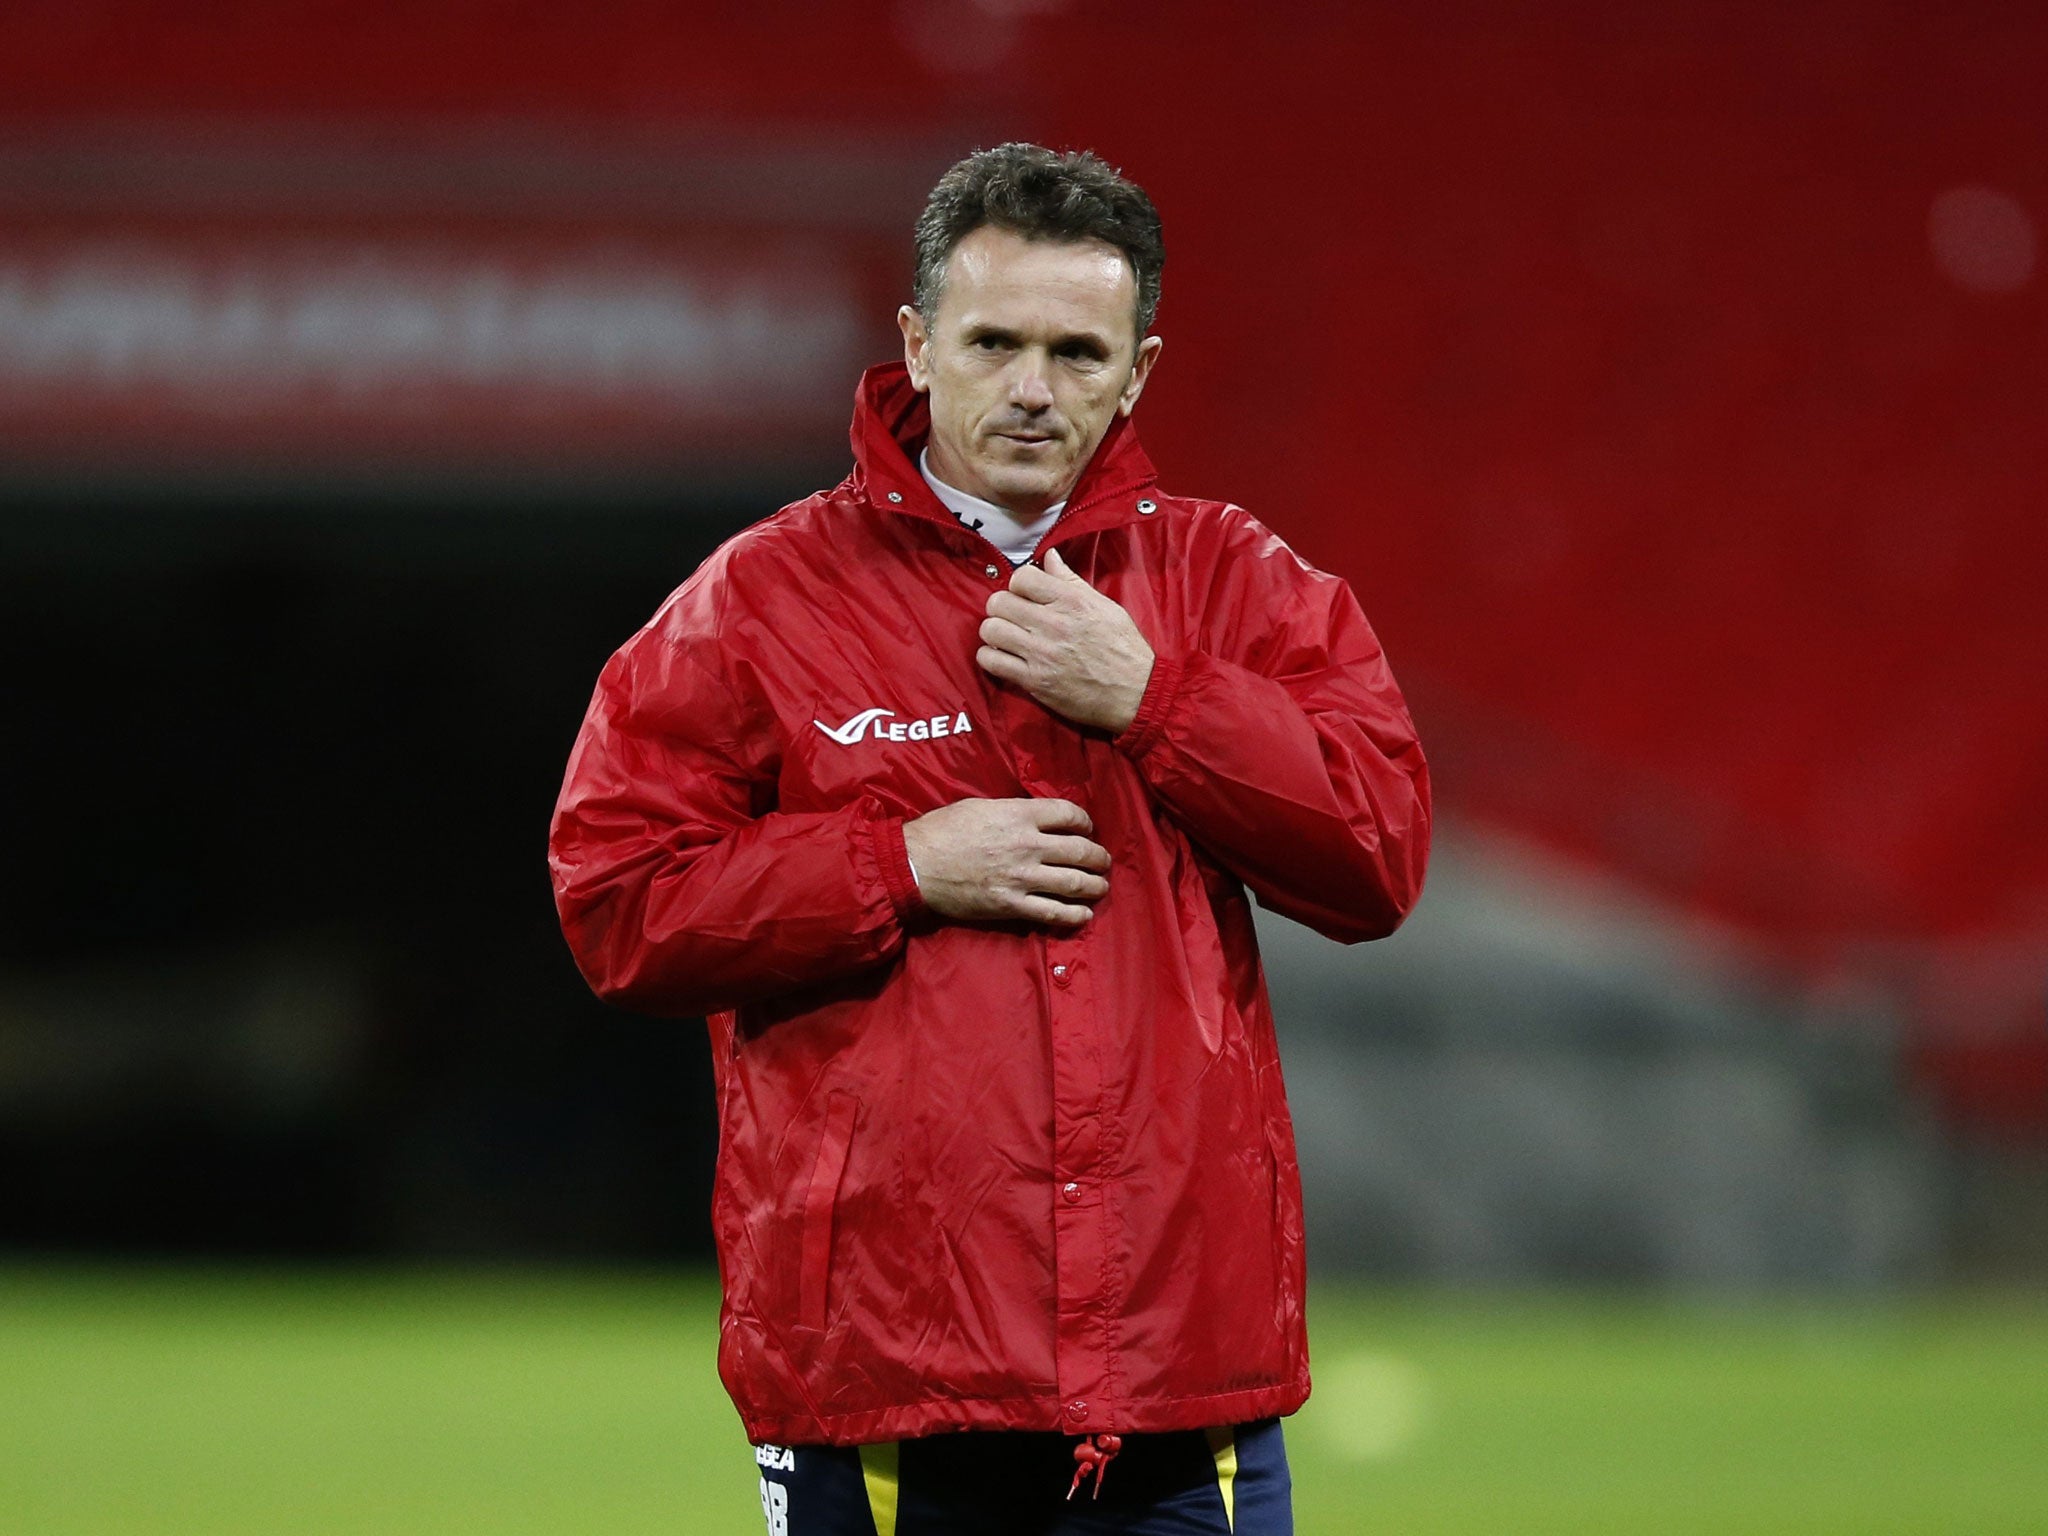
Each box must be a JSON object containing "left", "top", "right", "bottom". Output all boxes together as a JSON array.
[
  {"left": 857, "top": 1442, "right": 899, "bottom": 1536},
  {"left": 1204, "top": 1426, "right": 1238, "bottom": 1532}
]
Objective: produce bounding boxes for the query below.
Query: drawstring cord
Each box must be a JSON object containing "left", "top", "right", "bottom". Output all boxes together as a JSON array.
[{"left": 1066, "top": 1432, "right": 1123, "bottom": 1500}]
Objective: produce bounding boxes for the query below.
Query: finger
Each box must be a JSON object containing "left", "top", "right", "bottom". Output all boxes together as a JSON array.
[
  {"left": 1015, "top": 894, "right": 1093, "bottom": 928},
  {"left": 978, "top": 615, "right": 1036, "bottom": 653},
  {"left": 1007, "top": 562, "right": 1065, "bottom": 604},
  {"left": 976, "top": 645, "right": 1031, "bottom": 684},
  {"left": 1028, "top": 799, "right": 1095, "bottom": 835},
  {"left": 1042, "top": 834, "right": 1111, "bottom": 872},
  {"left": 1031, "top": 865, "right": 1110, "bottom": 902},
  {"left": 985, "top": 589, "right": 1042, "bottom": 625},
  {"left": 1041, "top": 545, "right": 1087, "bottom": 584}
]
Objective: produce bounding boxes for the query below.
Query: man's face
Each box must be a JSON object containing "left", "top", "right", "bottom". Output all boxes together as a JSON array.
[{"left": 899, "top": 225, "right": 1162, "bottom": 517}]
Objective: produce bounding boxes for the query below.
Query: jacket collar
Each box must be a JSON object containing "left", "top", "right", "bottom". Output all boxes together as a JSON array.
[{"left": 847, "top": 361, "right": 1161, "bottom": 549}]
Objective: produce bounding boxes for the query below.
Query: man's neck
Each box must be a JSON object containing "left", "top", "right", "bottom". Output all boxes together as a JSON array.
[{"left": 919, "top": 449, "right": 1064, "bottom": 565}]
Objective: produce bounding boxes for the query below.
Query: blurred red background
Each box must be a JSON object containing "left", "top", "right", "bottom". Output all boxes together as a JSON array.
[{"left": 4, "top": 1, "right": 2041, "bottom": 1144}]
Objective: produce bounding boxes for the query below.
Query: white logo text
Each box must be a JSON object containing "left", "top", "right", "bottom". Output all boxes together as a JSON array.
[{"left": 813, "top": 707, "right": 974, "bottom": 745}]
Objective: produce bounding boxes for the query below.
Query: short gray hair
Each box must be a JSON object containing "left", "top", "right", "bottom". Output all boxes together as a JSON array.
[{"left": 912, "top": 143, "right": 1165, "bottom": 336}]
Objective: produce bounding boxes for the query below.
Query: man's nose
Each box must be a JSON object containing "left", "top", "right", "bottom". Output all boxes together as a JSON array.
[{"left": 1008, "top": 353, "right": 1055, "bottom": 412}]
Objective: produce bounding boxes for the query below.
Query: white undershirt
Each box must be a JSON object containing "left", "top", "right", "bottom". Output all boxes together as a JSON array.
[{"left": 920, "top": 448, "right": 1064, "bottom": 565}]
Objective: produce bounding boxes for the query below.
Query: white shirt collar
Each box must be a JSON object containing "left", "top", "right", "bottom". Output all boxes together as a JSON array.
[{"left": 919, "top": 448, "right": 1064, "bottom": 566}]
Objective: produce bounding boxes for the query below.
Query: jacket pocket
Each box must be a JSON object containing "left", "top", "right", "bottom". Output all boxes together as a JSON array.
[{"left": 798, "top": 1091, "right": 860, "bottom": 1333}]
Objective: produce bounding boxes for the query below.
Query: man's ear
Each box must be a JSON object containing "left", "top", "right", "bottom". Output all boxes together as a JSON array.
[
  {"left": 1118, "top": 334, "right": 1164, "bottom": 418},
  {"left": 898, "top": 305, "right": 933, "bottom": 393}
]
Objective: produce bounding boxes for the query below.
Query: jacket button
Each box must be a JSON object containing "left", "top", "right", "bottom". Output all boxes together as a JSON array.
[
  {"left": 887, "top": 491, "right": 904, "bottom": 503},
  {"left": 1137, "top": 498, "right": 1157, "bottom": 514},
  {"left": 1051, "top": 962, "right": 1070, "bottom": 985},
  {"left": 1062, "top": 1181, "right": 1082, "bottom": 1203},
  {"left": 1066, "top": 1400, "right": 1089, "bottom": 1422},
  {"left": 984, "top": 563, "right": 1001, "bottom": 579}
]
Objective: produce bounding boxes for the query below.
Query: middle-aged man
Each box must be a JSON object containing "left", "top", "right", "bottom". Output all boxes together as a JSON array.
[{"left": 550, "top": 143, "right": 1430, "bottom": 1535}]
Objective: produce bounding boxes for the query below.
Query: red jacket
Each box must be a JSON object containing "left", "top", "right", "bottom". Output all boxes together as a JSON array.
[{"left": 550, "top": 363, "right": 1430, "bottom": 1446}]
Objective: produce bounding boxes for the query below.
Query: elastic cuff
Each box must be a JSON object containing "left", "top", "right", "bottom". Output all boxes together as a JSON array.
[
  {"left": 865, "top": 810, "right": 926, "bottom": 923},
  {"left": 1114, "top": 653, "right": 1186, "bottom": 759}
]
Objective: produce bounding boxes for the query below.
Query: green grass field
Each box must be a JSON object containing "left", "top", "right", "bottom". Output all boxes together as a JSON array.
[{"left": 3, "top": 1267, "right": 2044, "bottom": 1534}]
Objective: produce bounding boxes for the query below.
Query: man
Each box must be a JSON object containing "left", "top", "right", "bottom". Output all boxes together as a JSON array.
[{"left": 550, "top": 144, "right": 1430, "bottom": 1535}]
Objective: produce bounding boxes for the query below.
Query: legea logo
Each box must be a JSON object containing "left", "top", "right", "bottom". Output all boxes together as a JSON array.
[{"left": 813, "top": 707, "right": 975, "bottom": 745}]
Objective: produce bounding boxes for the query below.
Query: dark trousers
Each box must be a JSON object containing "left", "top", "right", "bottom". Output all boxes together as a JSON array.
[{"left": 753, "top": 1418, "right": 1291, "bottom": 1536}]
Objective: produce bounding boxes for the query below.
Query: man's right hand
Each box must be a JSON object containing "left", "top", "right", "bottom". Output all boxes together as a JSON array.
[{"left": 901, "top": 798, "right": 1111, "bottom": 928}]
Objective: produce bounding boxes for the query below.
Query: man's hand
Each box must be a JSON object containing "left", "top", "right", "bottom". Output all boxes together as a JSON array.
[
  {"left": 902, "top": 798, "right": 1111, "bottom": 927},
  {"left": 977, "top": 547, "right": 1155, "bottom": 733}
]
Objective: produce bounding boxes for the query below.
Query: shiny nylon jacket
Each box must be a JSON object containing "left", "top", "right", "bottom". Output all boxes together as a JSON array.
[{"left": 550, "top": 363, "right": 1431, "bottom": 1446}]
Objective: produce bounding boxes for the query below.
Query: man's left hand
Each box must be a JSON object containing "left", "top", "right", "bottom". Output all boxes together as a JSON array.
[{"left": 977, "top": 546, "right": 1155, "bottom": 734}]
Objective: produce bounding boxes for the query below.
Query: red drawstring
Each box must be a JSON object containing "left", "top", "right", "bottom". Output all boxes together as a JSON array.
[{"left": 1066, "top": 1432, "right": 1124, "bottom": 1500}]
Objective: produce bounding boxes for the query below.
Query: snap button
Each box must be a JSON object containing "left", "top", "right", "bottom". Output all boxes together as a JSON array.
[
  {"left": 1062, "top": 1181, "right": 1082, "bottom": 1204},
  {"left": 984, "top": 563, "right": 1001, "bottom": 579},
  {"left": 1137, "top": 498, "right": 1157, "bottom": 514},
  {"left": 1051, "top": 963, "right": 1069, "bottom": 980},
  {"left": 886, "top": 491, "right": 903, "bottom": 503},
  {"left": 1066, "top": 1400, "right": 1090, "bottom": 1422}
]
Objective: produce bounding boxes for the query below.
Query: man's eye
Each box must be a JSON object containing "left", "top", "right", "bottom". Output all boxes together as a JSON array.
[{"left": 973, "top": 335, "right": 1009, "bottom": 351}]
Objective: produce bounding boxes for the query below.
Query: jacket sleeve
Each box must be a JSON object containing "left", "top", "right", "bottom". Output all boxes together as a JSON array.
[
  {"left": 1112, "top": 510, "right": 1431, "bottom": 943},
  {"left": 549, "top": 611, "right": 923, "bottom": 1018}
]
